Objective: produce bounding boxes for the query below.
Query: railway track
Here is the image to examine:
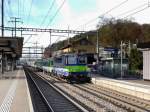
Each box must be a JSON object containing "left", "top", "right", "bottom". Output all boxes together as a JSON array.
[
  {"left": 80, "top": 83, "right": 150, "bottom": 110},
  {"left": 24, "top": 68, "right": 53, "bottom": 112},
  {"left": 24, "top": 67, "right": 89, "bottom": 112},
  {"left": 38, "top": 71, "right": 150, "bottom": 112},
  {"left": 73, "top": 84, "right": 150, "bottom": 112}
]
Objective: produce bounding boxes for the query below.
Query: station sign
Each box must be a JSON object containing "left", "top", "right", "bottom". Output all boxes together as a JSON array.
[{"left": 104, "top": 47, "right": 118, "bottom": 52}]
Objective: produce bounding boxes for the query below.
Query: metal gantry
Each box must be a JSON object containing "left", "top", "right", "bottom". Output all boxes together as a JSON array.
[
  {"left": 2, "top": 26, "right": 85, "bottom": 34},
  {"left": 22, "top": 46, "right": 44, "bottom": 59}
]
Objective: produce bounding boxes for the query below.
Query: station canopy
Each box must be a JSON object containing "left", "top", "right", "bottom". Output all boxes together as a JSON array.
[{"left": 0, "top": 37, "right": 23, "bottom": 59}]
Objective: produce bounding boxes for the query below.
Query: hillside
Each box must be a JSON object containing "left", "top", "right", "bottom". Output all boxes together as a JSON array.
[{"left": 49, "top": 19, "right": 150, "bottom": 51}]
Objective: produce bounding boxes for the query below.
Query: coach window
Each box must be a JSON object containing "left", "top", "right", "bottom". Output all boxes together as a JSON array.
[{"left": 68, "top": 56, "right": 76, "bottom": 65}]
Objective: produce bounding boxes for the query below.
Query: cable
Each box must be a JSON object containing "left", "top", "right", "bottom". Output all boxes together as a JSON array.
[
  {"left": 23, "top": 35, "right": 33, "bottom": 45},
  {"left": 7, "top": 0, "right": 13, "bottom": 17},
  {"left": 45, "top": 0, "right": 66, "bottom": 28},
  {"left": 40, "top": 0, "right": 56, "bottom": 27},
  {"left": 53, "top": 34, "right": 69, "bottom": 44},
  {"left": 4, "top": 0, "right": 12, "bottom": 17},
  {"left": 117, "top": 3, "right": 147, "bottom": 17},
  {"left": 102, "top": 0, "right": 129, "bottom": 17},
  {"left": 38, "top": 0, "right": 66, "bottom": 46},
  {"left": 22, "top": 0, "right": 25, "bottom": 19},
  {"left": 123, "top": 6, "right": 149, "bottom": 19},
  {"left": 4, "top": 0, "right": 12, "bottom": 25},
  {"left": 18, "top": 0, "right": 19, "bottom": 17},
  {"left": 23, "top": 0, "right": 28, "bottom": 25},
  {"left": 20, "top": 0, "right": 23, "bottom": 20},
  {"left": 75, "top": 0, "right": 129, "bottom": 30},
  {"left": 27, "top": 0, "right": 34, "bottom": 24}
]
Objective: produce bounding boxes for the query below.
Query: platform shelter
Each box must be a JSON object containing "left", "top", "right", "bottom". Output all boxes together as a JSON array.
[{"left": 0, "top": 37, "right": 23, "bottom": 75}]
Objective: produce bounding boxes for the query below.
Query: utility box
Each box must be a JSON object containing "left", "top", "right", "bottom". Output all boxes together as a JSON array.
[
  {"left": 143, "top": 50, "right": 150, "bottom": 80},
  {"left": 138, "top": 41, "right": 150, "bottom": 80}
]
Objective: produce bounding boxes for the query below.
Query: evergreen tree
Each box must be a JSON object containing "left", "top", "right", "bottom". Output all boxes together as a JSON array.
[{"left": 129, "top": 48, "right": 143, "bottom": 70}]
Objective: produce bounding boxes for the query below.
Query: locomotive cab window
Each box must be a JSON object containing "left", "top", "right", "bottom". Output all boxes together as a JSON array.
[
  {"left": 78, "top": 56, "right": 86, "bottom": 64},
  {"left": 67, "top": 55, "right": 77, "bottom": 65}
]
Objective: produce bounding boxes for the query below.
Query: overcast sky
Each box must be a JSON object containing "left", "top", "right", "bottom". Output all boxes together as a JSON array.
[{"left": 1, "top": 0, "right": 150, "bottom": 48}]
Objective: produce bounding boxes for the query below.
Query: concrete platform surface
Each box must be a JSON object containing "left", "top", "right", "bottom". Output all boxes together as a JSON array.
[
  {"left": 0, "top": 69, "right": 33, "bottom": 112},
  {"left": 92, "top": 74, "right": 150, "bottom": 101}
]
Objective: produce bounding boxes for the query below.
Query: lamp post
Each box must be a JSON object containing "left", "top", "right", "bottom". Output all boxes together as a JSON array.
[
  {"left": 120, "top": 41, "right": 123, "bottom": 79},
  {"left": 120, "top": 41, "right": 130, "bottom": 79},
  {"left": 1, "top": 0, "right": 4, "bottom": 37},
  {"left": 96, "top": 30, "right": 99, "bottom": 64}
]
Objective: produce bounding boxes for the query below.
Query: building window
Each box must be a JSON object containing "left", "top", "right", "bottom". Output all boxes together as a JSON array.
[{"left": 80, "top": 40, "right": 87, "bottom": 45}]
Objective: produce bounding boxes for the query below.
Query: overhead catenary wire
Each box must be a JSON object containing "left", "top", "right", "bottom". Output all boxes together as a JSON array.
[
  {"left": 75, "top": 0, "right": 129, "bottom": 30},
  {"left": 53, "top": 33, "right": 72, "bottom": 44},
  {"left": 101, "top": 0, "right": 129, "bottom": 17},
  {"left": 52, "top": 0, "right": 129, "bottom": 45},
  {"left": 123, "top": 5, "right": 150, "bottom": 19},
  {"left": 40, "top": 0, "right": 56, "bottom": 27},
  {"left": 18, "top": 0, "right": 20, "bottom": 17},
  {"left": 23, "top": 34, "right": 37, "bottom": 45},
  {"left": 7, "top": 0, "right": 13, "bottom": 17},
  {"left": 20, "top": 0, "right": 23, "bottom": 20},
  {"left": 117, "top": 3, "right": 148, "bottom": 17},
  {"left": 4, "top": 0, "right": 13, "bottom": 25},
  {"left": 37, "top": 0, "right": 66, "bottom": 47},
  {"left": 22, "top": 0, "right": 25, "bottom": 19},
  {"left": 45, "top": 0, "right": 66, "bottom": 28},
  {"left": 27, "top": 0, "right": 34, "bottom": 25},
  {"left": 23, "top": 35, "right": 33, "bottom": 45}
]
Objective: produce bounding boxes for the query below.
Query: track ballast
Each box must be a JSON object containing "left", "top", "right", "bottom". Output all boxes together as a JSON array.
[{"left": 24, "top": 67, "right": 88, "bottom": 112}]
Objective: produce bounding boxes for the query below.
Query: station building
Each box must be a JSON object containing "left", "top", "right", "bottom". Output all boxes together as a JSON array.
[{"left": 0, "top": 37, "right": 23, "bottom": 74}]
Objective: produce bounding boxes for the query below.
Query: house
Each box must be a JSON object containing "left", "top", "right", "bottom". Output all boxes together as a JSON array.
[
  {"left": 61, "top": 37, "right": 96, "bottom": 54},
  {"left": 43, "top": 47, "right": 51, "bottom": 58}
]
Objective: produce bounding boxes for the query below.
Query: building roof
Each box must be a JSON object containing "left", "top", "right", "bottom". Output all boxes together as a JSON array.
[
  {"left": 137, "top": 42, "right": 150, "bottom": 48},
  {"left": 72, "top": 37, "right": 93, "bottom": 45},
  {"left": 0, "top": 37, "right": 24, "bottom": 59},
  {"left": 61, "top": 44, "right": 72, "bottom": 50},
  {"left": 61, "top": 37, "right": 93, "bottom": 50}
]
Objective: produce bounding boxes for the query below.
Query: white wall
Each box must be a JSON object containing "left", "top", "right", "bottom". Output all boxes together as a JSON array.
[{"left": 143, "top": 50, "right": 150, "bottom": 80}]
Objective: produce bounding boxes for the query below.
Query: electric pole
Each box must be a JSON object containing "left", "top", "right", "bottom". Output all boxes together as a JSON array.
[
  {"left": 68, "top": 25, "right": 70, "bottom": 44},
  {"left": 120, "top": 41, "right": 123, "bottom": 79},
  {"left": 96, "top": 30, "right": 99, "bottom": 64},
  {"left": 49, "top": 31, "right": 51, "bottom": 47},
  {"left": 33, "top": 41, "right": 39, "bottom": 59},
  {"left": 1, "top": 0, "right": 4, "bottom": 37},
  {"left": 1, "top": 0, "right": 4, "bottom": 75},
  {"left": 9, "top": 17, "right": 23, "bottom": 37},
  {"left": 68, "top": 26, "right": 70, "bottom": 53},
  {"left": 21, "top": 27, "right": 23, "bottom": 37}
]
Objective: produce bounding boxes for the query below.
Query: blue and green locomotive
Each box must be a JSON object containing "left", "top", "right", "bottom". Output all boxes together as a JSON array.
[{"left": 35, "top": 53, "right": 91, "bottom": 83}]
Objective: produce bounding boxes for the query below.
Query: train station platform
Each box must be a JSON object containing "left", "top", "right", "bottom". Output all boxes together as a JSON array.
[
  {"left": 0, "top": 68, "right": 33, "bottom": 112},
  {"left": 92, "top": 74, "right": 150, "bottom": 101}
]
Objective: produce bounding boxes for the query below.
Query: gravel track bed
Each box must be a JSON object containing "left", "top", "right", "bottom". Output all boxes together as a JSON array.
[
  {"left": 38, "top": 72, "right": 150, "bottom": 112},
  {"left": 81, "top": 83, "right": 150, "bottom": 110},
  {"left": 55, "top": 83, "right": 126, "bottom": 112},
  {"left": 38, "top": 73, "right": 126, "bottom": 112}
]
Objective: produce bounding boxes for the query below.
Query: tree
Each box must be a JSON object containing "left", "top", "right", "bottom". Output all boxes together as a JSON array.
[{"left": 129, "top": 48, "right": 143, "bottom": 70}]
